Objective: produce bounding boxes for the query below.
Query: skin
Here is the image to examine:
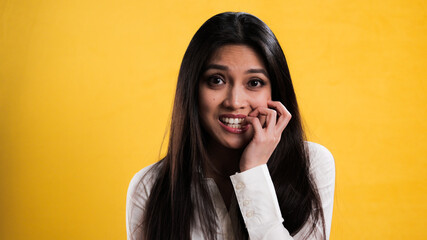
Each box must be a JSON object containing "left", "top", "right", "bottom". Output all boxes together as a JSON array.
[{"left": 198, "top": 44, "right": 292, "bottom": 207}]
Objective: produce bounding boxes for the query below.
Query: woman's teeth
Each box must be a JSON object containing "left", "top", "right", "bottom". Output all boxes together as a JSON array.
[{"left": 220, "top": 117, "right": 245, "bottom": 128}]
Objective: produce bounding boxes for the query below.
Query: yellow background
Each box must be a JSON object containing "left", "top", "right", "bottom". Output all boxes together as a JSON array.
[{"left": 1, "top": 0, "right": 426, "bottom": 239}]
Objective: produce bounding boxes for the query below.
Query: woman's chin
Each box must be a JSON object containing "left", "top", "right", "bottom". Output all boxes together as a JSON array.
[
  {"left": 221, "top": 139, "right": 249, "bottom": 150},
  {"left": 217, "top": 132, "right": 253, "bottom": 150}
]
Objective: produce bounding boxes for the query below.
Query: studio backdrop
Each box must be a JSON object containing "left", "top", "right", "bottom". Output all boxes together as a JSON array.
[{"left": 0, "top": 0, "right": 425, "bottom": 239}]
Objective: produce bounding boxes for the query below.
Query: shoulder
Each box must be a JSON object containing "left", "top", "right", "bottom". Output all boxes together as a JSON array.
[
  {"left": 305, "top": 141, "right": 334, "bottom": 169},
  {"left": 305, "top": 141, "right": 335, "bottom": 186},
  {"left": 127, "top": 162, "right": 161, "bottom": 205}
]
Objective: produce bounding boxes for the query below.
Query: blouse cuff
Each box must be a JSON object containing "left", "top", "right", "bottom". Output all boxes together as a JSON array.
[{"left": 230, "top": 164, "right": 284, "bottom": 229}]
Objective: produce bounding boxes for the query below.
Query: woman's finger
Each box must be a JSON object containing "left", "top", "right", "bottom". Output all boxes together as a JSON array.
[
  {"left": 249, "top": 106, "right": 277, "bottom": 133},
  {"left": 267, "top": 101, "right": 292, "bottom": 133},
  {"left": 245, "top": 116, "right": 263, "bottom": 135},
  {"left": 248, "top": 108, "right": 266, "bottom": 127}
]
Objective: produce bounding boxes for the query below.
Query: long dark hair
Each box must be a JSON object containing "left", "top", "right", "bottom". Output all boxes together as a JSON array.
[{"left": 139, "top": 12, "right": 325, "bottom": 240}]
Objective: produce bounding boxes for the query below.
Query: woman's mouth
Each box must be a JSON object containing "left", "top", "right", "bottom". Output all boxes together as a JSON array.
[
  {"left": 218, "top": 114, "right": 249, "bottom": 133},
  {"left": 220, "top": 117, "right": 245, "bottom": 128}
]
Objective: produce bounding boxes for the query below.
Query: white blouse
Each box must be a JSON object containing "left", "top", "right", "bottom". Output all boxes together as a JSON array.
[{"left": 126, "top": 141, "right": 335, "bottom": 239}]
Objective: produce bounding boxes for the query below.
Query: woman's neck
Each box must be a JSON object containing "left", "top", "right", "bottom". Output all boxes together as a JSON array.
[{"left": 205, "top": 139, "right": 242, "bottom": 179}]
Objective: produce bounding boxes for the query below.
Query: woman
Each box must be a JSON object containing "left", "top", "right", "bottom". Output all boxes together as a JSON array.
[{"left": 127, "top": 12, "right": 335, "bottom": 240}]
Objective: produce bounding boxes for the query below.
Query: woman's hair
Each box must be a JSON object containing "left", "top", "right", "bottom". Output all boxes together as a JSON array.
[{"left": 140, "top": 12, "right": 325, "bottom": 240}]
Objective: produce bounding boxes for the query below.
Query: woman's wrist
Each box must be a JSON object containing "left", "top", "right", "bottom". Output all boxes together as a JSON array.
[{"left": 239, "top": 162, "right": 265, "bottom": 172}]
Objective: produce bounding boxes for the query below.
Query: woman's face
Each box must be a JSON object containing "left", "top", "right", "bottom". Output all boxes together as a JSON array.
[{"left": 198, "top": 44, "right": 272, "bottom": 149}]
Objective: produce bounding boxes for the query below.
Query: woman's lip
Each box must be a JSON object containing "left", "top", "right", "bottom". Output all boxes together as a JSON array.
[{"left": 218, "top": 119, "right": 249, "bottom": 134}]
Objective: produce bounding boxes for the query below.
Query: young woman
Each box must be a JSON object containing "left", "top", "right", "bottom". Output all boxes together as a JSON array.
[{"left": 127, "top": 12, "right": 335, "bottom": 240}]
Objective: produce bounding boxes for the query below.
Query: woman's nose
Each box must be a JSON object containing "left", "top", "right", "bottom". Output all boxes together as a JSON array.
[{"left": 222, "top": 86, "right": 248, "bottom": 110}]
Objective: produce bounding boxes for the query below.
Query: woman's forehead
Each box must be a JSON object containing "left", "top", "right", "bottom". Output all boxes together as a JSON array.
[{"left": 205, "top": 44, "right": 267, "bottom": 70}]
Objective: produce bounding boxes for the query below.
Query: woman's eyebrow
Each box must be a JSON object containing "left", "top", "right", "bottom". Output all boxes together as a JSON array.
[
  {"left": 204, "top": 64, "right": 228, "bottom": 71},
  {"left": 204, "top": 64, "right": 268, "bottom": 77},
  {"left": 246, "top": 68, "right": 269, "bottom": 78}
]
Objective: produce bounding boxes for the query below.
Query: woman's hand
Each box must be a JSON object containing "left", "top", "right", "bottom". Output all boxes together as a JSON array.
[{"left": 240, "top": 100, "right": 292, "bottom": 172}]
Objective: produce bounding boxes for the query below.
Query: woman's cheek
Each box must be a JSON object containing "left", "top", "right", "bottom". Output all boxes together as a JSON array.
[{"left": 250, "top": 96, "right": 268, "bottom": 107}]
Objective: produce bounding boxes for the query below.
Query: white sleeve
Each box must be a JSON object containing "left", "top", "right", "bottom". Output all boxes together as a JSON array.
[
  {"left": 230, "top": 164, "right": 293, "bottom": 240},
  {"left": 294, "top": 142, "right": 335, "bottom": 239},
  {"left": 230, "top": 143, "right": 335, "bottom": 240},
  {"left": 126, "top": 164, "right": 156, "bottom": 240}
]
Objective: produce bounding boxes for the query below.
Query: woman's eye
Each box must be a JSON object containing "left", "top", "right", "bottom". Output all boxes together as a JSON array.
[
  {"left": 207, "top": 76, "right": 225, "bottom": 86},
  {"left": 248, "top": 79, "right": 265, "bottom": 87}
]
